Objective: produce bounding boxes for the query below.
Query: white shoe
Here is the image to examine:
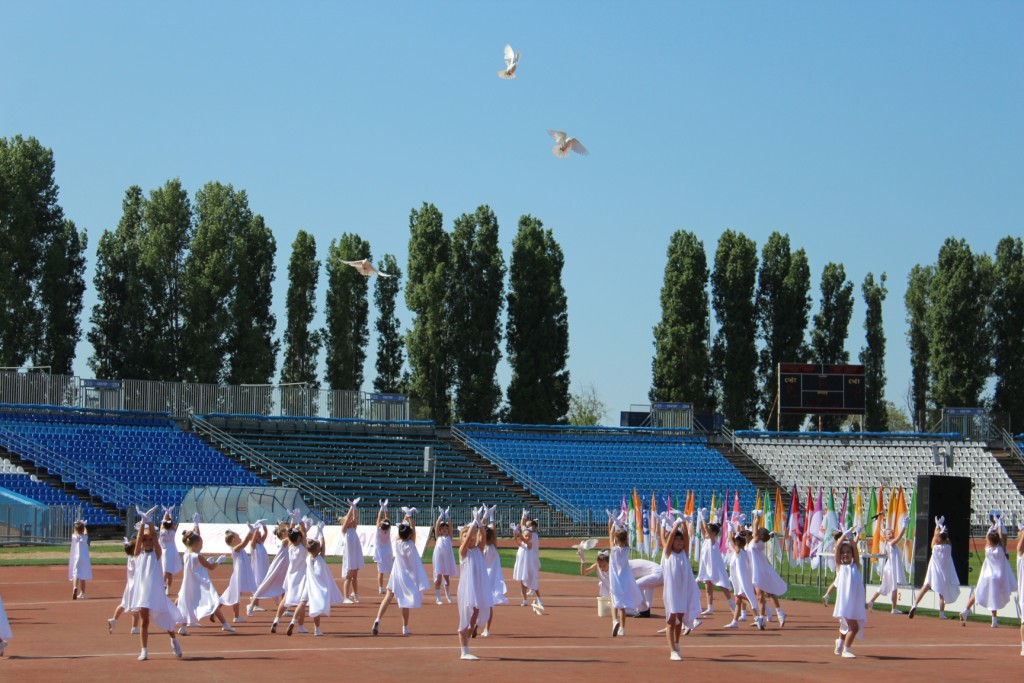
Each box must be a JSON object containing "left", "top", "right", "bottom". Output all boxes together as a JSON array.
[
  {"left": 437, "top": 597, "right": 444, "bottom": 605},
  {"left": 284, "top": 610, "right": 294, "bottom": 617},
  {"left": 352, "top": 594, "right": 360, "bottom": 604},
  {"left": 481, "top": 629, "right": 490, "bottom": 637},
  {"left": 891, "top": 608, "right": 903, "bottom": 615},
  {"left": 531, "top": 601, "right": 544, "bottom": 615},
  {"left": 670, "top": 650, "right": 682, "bottom": 661},
  {"left": 221, "top": 624, "right": 236, "bottom": 633},
  {"left": 756, "top": 616, "right": 765, "bottom": 631},
  {"left": 107, "top": 618, "right": 117, "bottom": 634},
  {"left": 841, "top": 649, "right": 856, "bottom": 659},
  {"left": 991, "top": 618, "right": 999, "bottom": 628},
  {"left": 700, "top": 606, "right": 713, "bottom": 615},
  {"left": 297, "top": 626, "right": 309, "bottom": 634},
  {"left": 612, "top": 621, "right": 620, "bottom": 637},
  {"left": 252, "top": 605, "right": 267, "bottom": 612},
  {"left": 79, "top": 594, "right": 86, "bottom": 600},
  {"left": 939, "top": 613, "right": 947, "bottom": 620},
  {"left": 138, "top": 648, "right": 148, "bottom": 661},
  {"left": 959, "top": 609, "right": 969, "bottom": 625},
  {"left": 723, "top": 621, "right": 738, "bottom": 629},
  {"left": 460, "top": 653, "right": 479, "bottom": 660},
  {"left": 378, "top": 587, "right": 385, "bottom": 594},
  {"left": 171, "top": 639, "right": 182, "bottom": 658},
  {"left": 619, "top": 627, "right": 626, "bottom": 637},
  {"left": 177, "top": 626, "right": 189, "bottom": 636},
  {"left": 130, "top": 627, "right": 140, "bottom": 635},
  {"left": 402, "top": 626, "right": 411, "bottom": 635},
  {"left": 233, "top": 617, "right": 247, "bottom": 623},
  {"left": 834, "top": 638, "right": 844, "bottom": 655},
  {"left": 777, "top": 610, "right": 787, "bottom": 628},
  {"left": 738, "top": 611, "right": 747, "bottom": 622},
  {"left": 246, "top": 605, "right": 254, "bottom": 617},
  {"left": 520, "top": 600, "right": 528, "bottom": 607},
  {"left": 313, "top": 628, "right": 323, "bottom": 636}
]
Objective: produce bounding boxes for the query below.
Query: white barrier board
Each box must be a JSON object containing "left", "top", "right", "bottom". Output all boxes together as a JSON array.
[{"left": 171, "top": 523, "right": 429, "bottom": 559}]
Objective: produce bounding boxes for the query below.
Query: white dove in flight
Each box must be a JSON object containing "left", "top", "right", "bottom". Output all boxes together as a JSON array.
[
  {"left": 497, "top": 44, "right": 521, "bottom": 79},
  {"left": 547, "top": 130, "right": 588, "bottom": 158},
  {"left": 342, "top": 259, "right": 393, "bottom": 278}
]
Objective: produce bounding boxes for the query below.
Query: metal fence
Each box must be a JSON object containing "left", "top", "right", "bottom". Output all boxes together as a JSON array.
[
  {"left": 0, "top": 370, "right": 409, "bottom": 421},
  {"left": 0, "top": 503, "right": 81, "bottom": 545}
]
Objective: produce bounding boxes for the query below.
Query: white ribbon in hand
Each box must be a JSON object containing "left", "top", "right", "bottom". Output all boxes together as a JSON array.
[
  {"left": 401, "top": 506, "right": 418, "bottom": 518},
  {"left": 521, "top": 508, "right": 529, "bottom": 520},
  {"left": 485, "top": 504, "right": 497, "bottom": 522},
  {"left": 509, "top": 522, "right": 518, "bottom": 533},
  {"left": 289, "top": 508, "right": 302, "bottom": 523},
  {"left": 192, "top": 512, "right": 201, "bottom": 525},
  {"left": 577, "top": 548, "right": 585, "bottom": 561},
  {"left": 215, "top": 555, "right": 226, "bottom": 565},
  {"left": 346, "top": 498, "right": 361, "bottom": 509},
  {"left": 379, "top": 499, "right": 389, "bottom": 511}
]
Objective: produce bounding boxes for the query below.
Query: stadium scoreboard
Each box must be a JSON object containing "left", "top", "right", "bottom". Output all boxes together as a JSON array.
[{"left": 778, "top": 363, "right": 865, "bottom": 415}]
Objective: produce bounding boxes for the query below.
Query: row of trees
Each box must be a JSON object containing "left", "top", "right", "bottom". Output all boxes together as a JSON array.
[
  {"left": 650, "top": 230, "right": 889, "bottom": 431},
  {"left": 4, "top": 136, "right": 1023, "bottom": 429}
]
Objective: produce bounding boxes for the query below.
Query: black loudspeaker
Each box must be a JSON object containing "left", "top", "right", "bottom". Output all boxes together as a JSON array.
[{"left": 912, "top": 475, "right": 972, "bottom": 586}]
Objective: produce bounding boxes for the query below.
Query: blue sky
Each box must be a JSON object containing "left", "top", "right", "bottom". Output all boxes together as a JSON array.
[{"left": 2, "top": 2, "right": 1021, "bottom": 424}]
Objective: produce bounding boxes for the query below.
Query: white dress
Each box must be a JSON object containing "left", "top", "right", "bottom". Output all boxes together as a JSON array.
[
  {"left": 457, "top": 546, "right": 492, "bottom": 632},
  {"left": 300, "top": 553, "right": 345, "bottom": 618},
  {"left": 877, "top": 540, "right": 906, "bottom": 594},
  {"left": 283, "top": 543, "right": 309, "bottom": 607},
  {"left": 128, "top": 549, "right": 183, "bottom": 632},
  {"left": 483, "top": 544, "right": 509, "bottom": 605},
  {"left": 662, "top": 549, "right": 701, "bottom": 627},
  {"left": 975, "top": 544, "right": 1016, "bottom": 610},
  {"left": 0, "top": 594, "right": 11, "bottom": 640},
  {"left": 1017, "top": 553, "right": 1024, "bottom": 614},
  {"left": 608, "top": 545, "right": 644, "bottom": 610},
  {"left": 341, "top": 526, "right": 365, "bottom": 574},
  {"left": 432, "top": 534, "right": 458, "bottom": 578},
  {"left": 250, "top": 541, "right": 270, "bottom": 586},
  {"left": 511, "top": 535, "right": 536, "bottom": 590},
  {"left": 697, "top": 537, "right": 731, "bottom": 589},
  {"left": 159, "top": 528, "right": 183, "bottom": 575},
  {"left": 923, "top": 543, "right": 961, "bottom": 602},
  {"left": 387, "top": 538, "right": 432, "bottom": 609},
  {"left": 221, "top": 547, "right": 257, "bottom": 606},
  {"left": 596, "top": 567, "right": 610, "bottom": 598},
  {"left": 374, "top": 527, "right": 395, "bottom": 574},
  {"left": 750, "top": 540, "right": 788, "bottom": 596},
  {"left": 177, "top": 552, "right": 222, "bottom": 625},
  {"left": 729, "top": 547, "right": 756, "bottom": 601},
  {"left": 118, "top": 556, "right": 137, "bottom": 611},
  {"left": 68, "top": 533, "right": 92, "bottom": 582},
  {"left": 833, "top": 561, "right": 867, "bottom": 637},
  {"left": 253, "top": 544, "right": 289, "bottom": 600}
]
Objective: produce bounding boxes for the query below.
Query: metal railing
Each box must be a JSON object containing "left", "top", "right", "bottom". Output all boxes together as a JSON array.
[
  {"left": 0, "top": 425, "right": 133, "bottom": 509},
  {"left": 189, "top": 414, "right": 350, "bottom": 512},
  {"left": 0, "top": 503, "right": 83, "bottom": 546}
]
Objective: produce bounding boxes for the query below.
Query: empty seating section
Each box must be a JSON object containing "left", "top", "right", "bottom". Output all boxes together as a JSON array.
[
  {"left": 0, "top": 465, "right": 120, "bottom": 525},
  {"left": 0, "top": 405, "right": 265, "bottom": 511},
  {"left": 457, "top": 424, "right": 758, "bottom": 516},
  {"left": 204, "top": 415, "right": 533, "bottom": 510},
  {"left": 735, "top": 433, "right": 1024, "bottom": 526}
]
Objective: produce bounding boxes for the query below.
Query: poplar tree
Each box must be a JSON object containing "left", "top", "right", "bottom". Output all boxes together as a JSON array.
[
  {"left": 281, "top": 230, "right": 321, "bottom": 388},
  {"left": 991, "top": 236, "right": 1024, "bottom": 430},
  {"left": 227, "top": 214, "right": 278, "bottom": 385},
  {"left": 810, "top": 262, "right": 854, "bottom": 431},
  {"left": 373, "top": 253, "right": 405, "bottom": 394},
  {"left": 324, "top": 233, "right": 371, "bottom": 391},
  {"left": 904, "top": 264, "right": 933, "bottom": 430},
  {"left": 859, "top": 272, "right": 887, "bottom": 431},
  {"left": 711, "top": 230, "right": 759, "bottom": 429}
]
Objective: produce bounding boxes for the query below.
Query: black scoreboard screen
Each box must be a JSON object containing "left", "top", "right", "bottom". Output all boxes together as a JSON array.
[{"left": 778, "top": 363, "right": 865, "bottom": 415}]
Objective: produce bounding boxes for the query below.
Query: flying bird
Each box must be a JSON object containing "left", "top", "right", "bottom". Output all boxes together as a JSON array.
[
  {"left": 547, "top": 130, "right": 588, "bottom": 158},
  {"left": 497, "top": 44, "right": 521, "bottom": 79},
  {"left": 342, "top": 259, "right": 393, "bottom": 278}
]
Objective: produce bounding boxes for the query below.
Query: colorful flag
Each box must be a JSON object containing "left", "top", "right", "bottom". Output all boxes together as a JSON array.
[
  {"left": 903, "top": 488, "right": 917, "bottom": 575},
  {"left": 788, "top": 485, "right": 803, "bottom": 564},
  {"left": 650, "top": 491, "right": 659, "bottom": 556},
  {"left": 870, "top": 487, "right": 884, "bottom": 559}
]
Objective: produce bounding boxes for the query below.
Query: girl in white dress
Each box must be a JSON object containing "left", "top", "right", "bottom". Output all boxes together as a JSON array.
[
  {"left": 69, "top": 520, "right": 92, "bottom": 600},
  {"left": 608, "top": 520, "right": 643, "bottom": 637},
  {"left": 960, "top": 521, "right": 1016, "bottom": 627},
  {"left": 456, "top": 514, "right": 492, "bottom": 661},
  {"left": 221, "top": 526, "right": 257, "bottom": 622},
  {"left": 176, "top": 527, "right": 234, "bottom": 634},
  {"left": 251, "top": 524, "right": 289, "bottom": 620},
  {"left": 481, "top": 524, "right": 508, "bottom": 637},
  {"left": 129, "top": 520, "right": 183, "bottom": 661},
  {"left": 339, "top": 503, "right": 365, "bottom": 602},
  {"left": 275, "top": 524, "right": 309, "bottom": 634},
  {"left": 107, "top": 538, "right": 141, "bottom": 634},
  {"left": 751, "top": 527, "right": 788, "bottom": 628},
  {"left": 288, "top": 526, "right": 344, "bottom": 637},
  {"left": 661, "top": 518, "right": 700, "bottom": 661},
  {"left": 866, "top": 516, "right": 909, "bottom": 613},
  {"left": 374, "top": 502, "right": 395, "bottom": 595},
  {"left": 158, "top": 510, "right": 183, "bottom": 595},
  {"left": 512, "top": 513, "right": 544, "bottom": 611},
  {"left": 246, "top": 522, "right": 270, "bottom": 616},
  {"left": 832, "top": 530, "right": 866, "bottom": 659},
  {"left": 433, "top": 509, "right": 458, "bottom": 604},
  {"left": 580, "top": 549, "right": 611, "bottom": 601},
  {"left": 1016, "top": 524, "right": 1024, "bottom": 657},
  {"left": 723, "top": 529, "right": 758, "bottom": 629},
  {"left": 696, "top": 515, "right": 735, "bottom": 616},
  {"left": 373, "top": 508, "right": 432, "bottom": 636},
  {"left": 909, "top": 518, "right": 960, "bottom": 619},
  {"left": 0, "top": 592, "right": 11, "bottom": 657}
]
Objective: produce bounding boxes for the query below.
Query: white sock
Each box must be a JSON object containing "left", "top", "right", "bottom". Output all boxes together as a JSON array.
[{"left": 461, "top": 645, "right": 470, "bottom": 656}]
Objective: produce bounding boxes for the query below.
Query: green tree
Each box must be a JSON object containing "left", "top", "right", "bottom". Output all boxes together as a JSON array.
[
  {"left": 281, "top": 230, "right": 322, "bottom": 389},
  {"left": 859, "top": 272, "right": 888, "bottom": 431},
  {"left": 0, "top": 136, "right": 69, "bottom": 368},
  {"left": 34, "top": 220, "right": 87, "bottom": 373},
  {"left": 711, "top": 230, "right": 759, "bottom": 429},
  {"left": 373, "top": 253, "right": 405, "bottom": 394},
  {"left": 991, "top": 237, "right": 1024, "bottom": 431},
  {"left": 904, "top": 264, "right": 933, "bottom": 430},
  {"left": 810, "top": 262, "right": 854, "bottom": 430},
  {"left": 324, "top": 233, "right": 371, "bottom": 391},
  {"left": 506, "top": 215, "right": 570, "bottom": 424},
  {"left": 755, "top": 232, "right": 811, "bottom": 430},
  {"left": 226, "top": 214, "right": 278, "bottom": 385},
  {"left": 650, "top": 230, "right": 714, "bottom": 411},
  {"left": 928, "top": 238, "right": 993, "bottom": 410},
  {"left": 450, "top": 206, "right": 505, "bottom": 422},
  {"left": 405, "top": 203, "right": 453, "bottom": 422},
  {"left": 568, "top": 384, "right": 607, "bottom": 426},
  {"left": 141, "top": 179, "right": 193, "bottom": 381},
  {"left": 88, "top": 187, "right": 151, "bottom": 378},
  {"left": 884, "top": 400, "right": 913, "bottom": 432},
  {"left": 182, "top": 182, "right": 252, "bottom": 383}
]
